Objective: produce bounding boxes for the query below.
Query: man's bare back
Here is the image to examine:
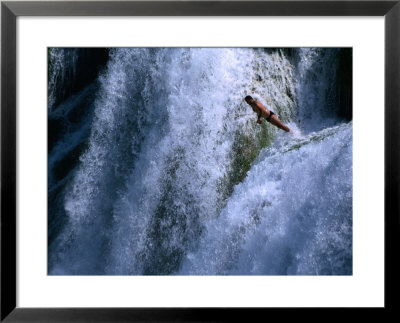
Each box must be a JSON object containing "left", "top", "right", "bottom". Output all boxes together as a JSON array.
[{"left": 244, "top": 95, "right": 290, "bottom": 132}]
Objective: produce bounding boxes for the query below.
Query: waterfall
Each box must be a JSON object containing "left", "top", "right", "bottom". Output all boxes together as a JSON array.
[
  {"left": 48, "top": 47, "right": 352, "bottom": 275},
  {"left": 180, "top": 122, "right": 352, "bottom": 275},
  {"left": 48, "top": 48, "right": 108, "bottom": 112},
  {"left": 293, "top": 48, "right": 350, "bottom": 133},
  {"left": 48, "top": 48, "right": 79, "bottom": 112}
]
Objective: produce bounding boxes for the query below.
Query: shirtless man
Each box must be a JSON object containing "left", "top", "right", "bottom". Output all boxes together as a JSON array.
[{"left": 244, "top": 95, "right": 290, "bottom": 132}]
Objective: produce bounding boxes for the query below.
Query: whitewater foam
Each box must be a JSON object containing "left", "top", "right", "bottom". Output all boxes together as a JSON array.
[{"left": 48, "top": 48, "right": 351, "bottom": 275}]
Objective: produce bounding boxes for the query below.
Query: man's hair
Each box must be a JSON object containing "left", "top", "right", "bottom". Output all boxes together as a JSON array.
[{"left": 244, "top": 95, "right": 253, "bottom": 102}]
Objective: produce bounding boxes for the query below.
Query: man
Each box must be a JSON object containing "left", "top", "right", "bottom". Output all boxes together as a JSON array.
[{"left": 244, "top": 95, "right": 290, "bottom": 132}]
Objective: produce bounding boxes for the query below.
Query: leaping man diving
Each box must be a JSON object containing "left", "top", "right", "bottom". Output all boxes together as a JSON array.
[{"left": 244, "top": 95, "right": 290, "bottom": 132}]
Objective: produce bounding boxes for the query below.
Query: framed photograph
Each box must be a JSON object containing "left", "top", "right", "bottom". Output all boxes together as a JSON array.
[{"left": 1, "top": 0, "right": 398, "bottom": 321}]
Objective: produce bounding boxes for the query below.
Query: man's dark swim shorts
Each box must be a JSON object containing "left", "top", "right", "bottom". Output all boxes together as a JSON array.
[{"left": 266, "top": 111, "right": 275, "bottom": 122}]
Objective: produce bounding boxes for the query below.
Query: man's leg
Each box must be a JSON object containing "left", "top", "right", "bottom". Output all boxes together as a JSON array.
[{"left": 269, "top": 115, "right": 290, "bottom": 132}]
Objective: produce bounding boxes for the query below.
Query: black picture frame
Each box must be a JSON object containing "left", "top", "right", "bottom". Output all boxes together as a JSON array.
[{"left": 1, "top": 0, "right": 399, "bottom": 321}]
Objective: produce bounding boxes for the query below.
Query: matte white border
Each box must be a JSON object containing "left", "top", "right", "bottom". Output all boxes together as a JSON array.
[{"left": 17, "top": 17, "right": 384, "bottom": 307}]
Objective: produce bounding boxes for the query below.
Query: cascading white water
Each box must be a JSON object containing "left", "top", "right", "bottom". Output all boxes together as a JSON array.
[
  {"left": 48, "top": 48, "right": 79, "bottom": 112},
  {"left": 180, "top": 122, "right": 352, "bottom": 275},
  {"left": 48, "top": 47, "right": 352, "bottom": 275},
  {"left": 294, "top": 48, "right": 341, "bottom": 133}
]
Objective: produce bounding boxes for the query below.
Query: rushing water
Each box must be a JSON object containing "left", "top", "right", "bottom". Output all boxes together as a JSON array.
[{"left": 48, "top": 48, "right": 352, "bottom": 275}]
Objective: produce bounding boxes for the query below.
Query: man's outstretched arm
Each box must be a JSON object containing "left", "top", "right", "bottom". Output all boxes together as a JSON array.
[{"left": 257, "top": 110, "right": 262, "bottom": 124}]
